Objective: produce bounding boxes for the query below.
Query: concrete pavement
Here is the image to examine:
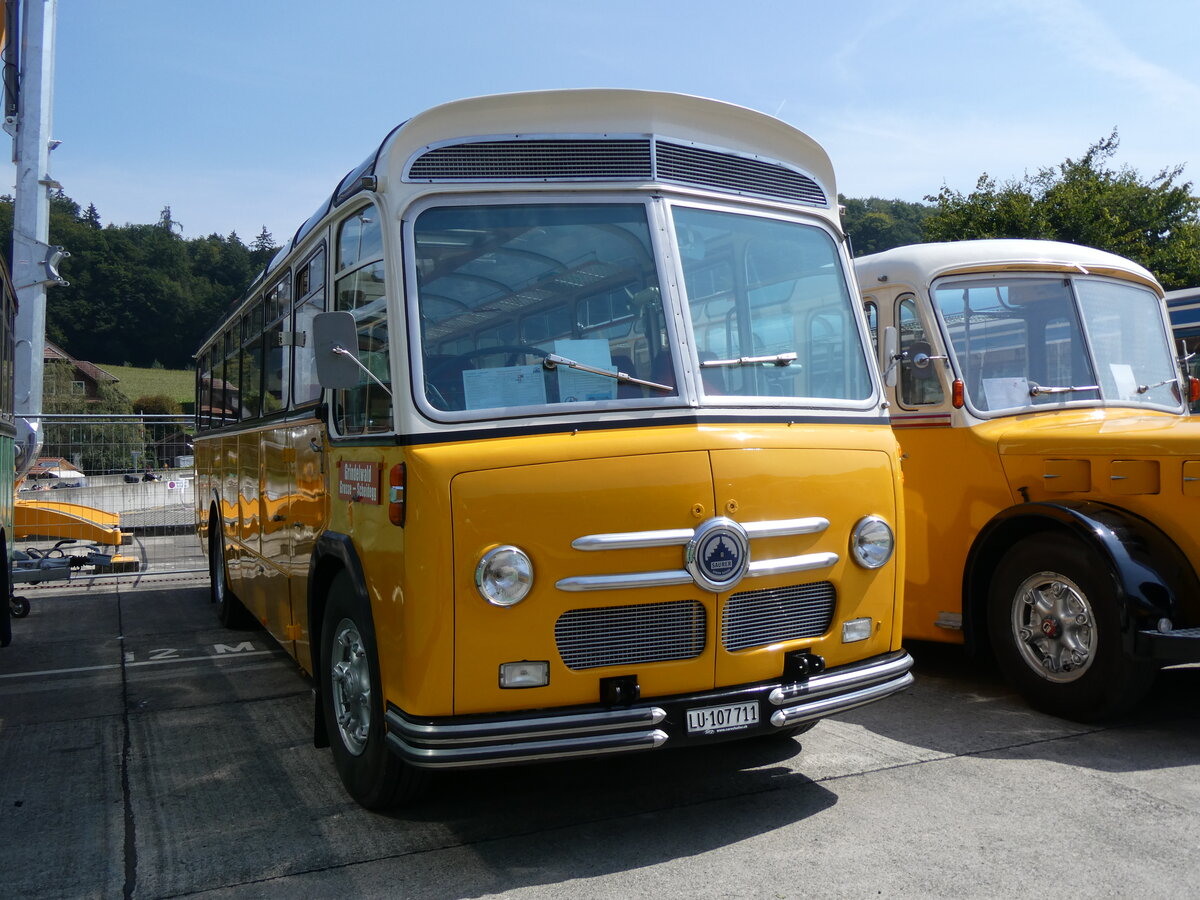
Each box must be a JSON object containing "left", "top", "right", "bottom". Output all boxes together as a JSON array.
[{"left": 1, "top": 579, "right": 1197, "bottom": 898}]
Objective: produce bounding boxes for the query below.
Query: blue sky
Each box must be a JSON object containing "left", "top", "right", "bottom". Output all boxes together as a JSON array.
[{"left": 34, "top": 0, "right": 1200, "bottom": 241}]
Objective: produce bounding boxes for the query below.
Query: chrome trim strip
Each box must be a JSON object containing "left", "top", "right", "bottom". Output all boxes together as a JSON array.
[
  {"left": 770, "top": 672, "right": 915, "bottom": 727},
  {"left": 742, "top": 517, "right": 829, "bottom": 538},
  {"left": 571, "top": 517, "right": 829, "bottom": 552},
  {"left": 572, "top": 528, "right": 695, "bottom": 551},
  {"left": 768, "top": 651, "right": 914, "bottom": 705},
  {"left": 387, "top": 705, "right": 667, "bottom": 745},
  {"left": 556, "top": 570, "right": 694, "bottom": 592},
  {"left": 557, "top": 550, "right": 839, "bottom": 591},
  {"left": 746, "top": 551, "right": 839, "bottom": 577},
  {"left": 391, "top": 729, "right": 670, "bottom": 769}
]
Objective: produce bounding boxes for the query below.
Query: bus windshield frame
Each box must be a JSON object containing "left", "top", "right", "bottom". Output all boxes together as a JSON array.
[
  {"left": 931, "top": 272, "right": 1184, "bottom": 417},
  {"left": 407, "top": 194, "right": 876, "bottom": 422}
]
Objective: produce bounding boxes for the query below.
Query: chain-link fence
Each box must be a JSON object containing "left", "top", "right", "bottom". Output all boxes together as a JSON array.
[{"left": 13, "top": 414, "right": 204, "bottom": 587}]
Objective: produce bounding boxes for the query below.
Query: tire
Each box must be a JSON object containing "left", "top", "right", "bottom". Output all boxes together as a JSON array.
[
  {"left": 320, "top": 570, "right": 426, "bottom": 810},
  {"left": 10, "top": 596, "right": 30, "bottom": 619},
  {"left": 987, "top": 536, "right": 1155, "bottom": 721},
  {"left": 209, "top": 513, "right": 253, "bottom": 629}
]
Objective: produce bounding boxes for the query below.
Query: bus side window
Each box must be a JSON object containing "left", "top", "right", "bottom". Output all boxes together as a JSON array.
[
  {"left": 293, "top": 247, "right": 327, "bottom": 407},
  {"left": 263, "top": 275, "right": 290, "bottom": 413},
  {"left": 897, "top": 295, "right": 945, "bottom": 407},
  {"left": 241, "top": 300, "right": 265, "bottom": 419},
  {"left": 333, "top": 205, "right": 391, "bottom": 434},
  {"left": 223, "top": 325, "right": 241, "bottom": 424}
]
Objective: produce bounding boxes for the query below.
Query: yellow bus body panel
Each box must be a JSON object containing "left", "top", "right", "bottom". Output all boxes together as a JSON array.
[
  {"left": 898, "top": 407, "right": 1200, "bottom": 641},
  {"left": 358, "top": 422, "right": 903, "bottom": 718}
]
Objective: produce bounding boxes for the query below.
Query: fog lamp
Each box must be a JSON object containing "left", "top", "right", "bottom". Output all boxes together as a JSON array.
[
  {"left": 499, "top": 660, "right": 549, "bottom": 688},
  {"left": 476, "top": 545, "right": 534, "bottom": 606},
  {"left": 842, "top": 617, "right": 873, "bottom": 643},
  {"left": 850, "top": 515, "right": 894, "bottom": 569}
]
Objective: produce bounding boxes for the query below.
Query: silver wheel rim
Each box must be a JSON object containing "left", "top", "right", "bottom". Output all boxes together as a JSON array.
[
  {"left": 330, "top": 617, "right": 371, "bottom": 756},
  {"left": 1010, "top": 570, "right": 1096, "bottom": 683}
]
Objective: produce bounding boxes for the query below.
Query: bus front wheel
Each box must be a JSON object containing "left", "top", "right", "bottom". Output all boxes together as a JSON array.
[
  {"left": 987, "top": 536, "right": 1154, "bottom": 721},
  {"left": 320, "top": 571, "right": 426, "bottom": 810}
]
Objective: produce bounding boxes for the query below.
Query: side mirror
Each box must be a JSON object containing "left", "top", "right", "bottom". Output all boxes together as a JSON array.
[
  {"left": 312, "top": 311, "right": 362, "bottom": 389},
  {"left": 906, "top": 340, "right": 947, "bottom": 380}
]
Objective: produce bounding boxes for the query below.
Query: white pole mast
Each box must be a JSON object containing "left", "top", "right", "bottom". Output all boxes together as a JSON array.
[{"left": 8, "top": 0, "right": 63, "bottom": 464}]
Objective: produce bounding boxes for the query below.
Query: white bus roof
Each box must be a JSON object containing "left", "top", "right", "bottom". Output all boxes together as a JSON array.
[
  {"left": 387, "top": 88, "right": 835, "bottom": 197},
  {"left": 855, "top": 239, "right": 1161, "bottom": 295}
]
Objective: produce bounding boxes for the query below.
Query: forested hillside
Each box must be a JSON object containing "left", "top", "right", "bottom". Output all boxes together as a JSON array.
[{"left": 0, "top": 194, "right": 278, "bottom": 369}]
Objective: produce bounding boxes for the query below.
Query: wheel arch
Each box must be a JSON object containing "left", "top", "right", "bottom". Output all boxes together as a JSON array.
[{"left": 963, "top": 500, "right": 1200, "bottom": 656}]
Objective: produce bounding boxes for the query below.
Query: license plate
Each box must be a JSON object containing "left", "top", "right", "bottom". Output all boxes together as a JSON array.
[{"left": 686, "top": 700, "right": 759, "bottom": 734}]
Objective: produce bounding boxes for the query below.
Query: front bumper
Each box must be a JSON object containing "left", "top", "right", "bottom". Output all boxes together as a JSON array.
[
  {"left": 385, "top": 650, "right": 914, "bottom": 769},
  {"left": 1135, "top": 626, "right": 1200, "bottom": 661}
]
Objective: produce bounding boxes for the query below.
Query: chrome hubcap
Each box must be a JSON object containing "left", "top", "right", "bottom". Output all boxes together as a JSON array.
[
  {"left": 1011, "top": 571, "right": 1095, "bottom": 683},
  {"left": 329, "top": 617, "right": 371, "bottom": 755}
]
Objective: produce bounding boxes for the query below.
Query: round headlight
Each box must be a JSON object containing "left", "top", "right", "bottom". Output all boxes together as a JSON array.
[
  {"left": 475, "top": 545, "right": 534, "bottom": 607},
  {"left": 850, "top": 516, "right": 894, "bottom": 569}
]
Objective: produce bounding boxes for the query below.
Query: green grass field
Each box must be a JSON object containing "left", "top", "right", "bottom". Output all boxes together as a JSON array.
[{"left": 102, "top": 364, "right": 195, "bottom": 410}]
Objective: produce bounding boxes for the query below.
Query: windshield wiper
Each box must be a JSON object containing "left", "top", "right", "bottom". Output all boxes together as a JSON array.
[
  {"left": 700, "top": 352, "right": 798, "bottom": 369},
  {"left": 1136, "top": 377, "right": 1178, "bottom": 394},
  {"left": 542, "top": 353, "right": 673, "bottom": 393},
  {"left": 1027, "top": 382, "right": 1100, "bottom": 397}
]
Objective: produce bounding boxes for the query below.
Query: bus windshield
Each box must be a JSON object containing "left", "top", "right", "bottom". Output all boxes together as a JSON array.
[
  {"left": 932, "top": 275, "right": 1181, "bottom": 414},
  {"left": 415, "top": 203, "right": 671, "bottom": 413},
  {"left": 413, "top": 201, "right": 871, "bottom": 414},
  {"left": 675, "top": 206, "right": 872, "bottom": 403}
]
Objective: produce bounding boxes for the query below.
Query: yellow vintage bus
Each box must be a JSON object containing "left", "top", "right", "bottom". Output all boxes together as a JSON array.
[
  {"left": 857, "top": 239, "right": 1200, "bottom": 720},
  {"left": 195, "top": 89, "right": 913, "bottom": 808}
]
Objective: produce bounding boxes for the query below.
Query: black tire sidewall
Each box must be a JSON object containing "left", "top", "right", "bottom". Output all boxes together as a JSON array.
[
  {"left": 211, "top": 516, "right": 252, "bottom": 629},
  {"left": 987, "top": 536, "right": 1145, "bottom": 720},
  {"left": 320, "top": 571, "right": 406, "bottom": 809}
]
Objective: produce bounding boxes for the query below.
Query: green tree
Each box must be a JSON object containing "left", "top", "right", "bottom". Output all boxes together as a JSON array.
[
  {"left": 0, "top": 193, "right": 268, "bottom": 368},
  {"left": 841, "top": 196, "right": 934, "bottom": 256},
  {"left": 923, "top": 131, "right": 1200, "bottom": 289},
  {"left": 249, "top": 224, "right": 278, "bottom": 271}
]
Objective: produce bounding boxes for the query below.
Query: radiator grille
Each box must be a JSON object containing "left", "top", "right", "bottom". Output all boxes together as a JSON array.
[
  {"left": 406, "top": 137, "right": 827, "bottom": 207},
  {"left": 555, "top": 599, "right": 706, "bottom": 670},
  {"left": 721, "top": 581, "right": 835, "bottom": 652}
]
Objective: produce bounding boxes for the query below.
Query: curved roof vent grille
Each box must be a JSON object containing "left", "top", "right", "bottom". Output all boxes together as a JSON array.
[
  {"left": 655, "top": 140, "right": 827, "bottom": 206},
  {"left": 406, "top": 137, "right": 827, "bottom": 207},
  {"left": 408, "top": 139, "right": 652, "bottom": 181}
]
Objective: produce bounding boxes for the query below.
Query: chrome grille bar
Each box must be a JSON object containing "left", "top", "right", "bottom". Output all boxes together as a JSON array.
[
  {"left": 557, "top": 551, "right": 837, "bottom": 592},
  {"left": 747, "top": 551, "right": 839, "bottom": 577},
  {"left": 572, "top": 517, "right": 828, "bottom": 552},
  {"left": 557, "top": 569, "right": 693, "bottom": 592}
]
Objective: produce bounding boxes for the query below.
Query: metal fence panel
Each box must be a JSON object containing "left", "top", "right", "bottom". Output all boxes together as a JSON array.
[{"left": 14, "top": 414, "right": 203, "bottom": 586}]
